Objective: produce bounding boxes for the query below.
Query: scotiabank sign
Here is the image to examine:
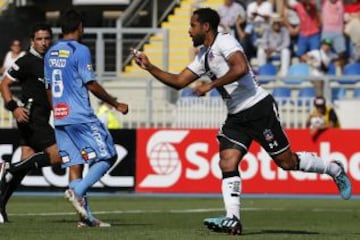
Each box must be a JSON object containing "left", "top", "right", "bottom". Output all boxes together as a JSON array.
[
  {"left": 136, "top": 129, "right": 360, "bottom": 195},
  {"left": 0, "top": 129, "right": 136, "bottom": 191}
]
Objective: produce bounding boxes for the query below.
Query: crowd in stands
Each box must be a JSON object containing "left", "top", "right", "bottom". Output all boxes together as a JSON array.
[
  {"left": 219, "top": 0, "right": 360, "bottom": 76},
  {"left": 184, "top": 0, "right": 360, "bottom": 100}
]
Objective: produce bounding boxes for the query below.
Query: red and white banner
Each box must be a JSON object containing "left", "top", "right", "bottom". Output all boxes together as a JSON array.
[{"left": 136, "top": 129, "right": 360, "bottom": 195}]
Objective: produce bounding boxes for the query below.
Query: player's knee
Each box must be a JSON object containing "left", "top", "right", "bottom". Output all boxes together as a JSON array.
[
  {"left": 273, "top": 153, "right": 298, "bottom": 171},
  {"left": 219, "top": 156, "right": 241, "bottom": 172}
]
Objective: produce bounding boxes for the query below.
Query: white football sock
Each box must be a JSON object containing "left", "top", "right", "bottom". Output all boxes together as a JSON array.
[
  {"left": 222, "top": 176, "right": 241, "bottom": 219},
  {"left": 297, "top": 152, "right": 341, "bottom": 178}
]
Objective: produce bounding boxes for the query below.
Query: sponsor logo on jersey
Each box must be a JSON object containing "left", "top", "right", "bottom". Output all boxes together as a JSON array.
[
  {"left": 49, "top": 58, "right": 67, "bottom": 68},
  {"left": 54, "top": 102, "right": 69, "bottom": 119},
  {"left": 59, "top": 50, "right": 70, "bottom": 58},
  {"left": 50, "top": 51, "right": 59, "bottom": 56}
]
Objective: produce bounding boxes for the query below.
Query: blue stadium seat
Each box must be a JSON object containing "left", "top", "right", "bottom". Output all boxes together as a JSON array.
[
  {"left": 297, "top": 87, "right": 316, "bottom": 106},
  {"left": 331, "top": 87, "right": 346, "bottom": 102},
  {"left": 272, "top": 87, "right": 292, "bottom": 105},
  {"left": 327, "top": 62, "right": 336, "bottom": 75},
  {"left": 209, "top": 89, "right": 221, "bottom": 97},
  {"left": 354, "top": 88, "right": 360, "bottom": 99},
  {"left": 284, "top": 63, "right": 310, "bottom": 85},
  {"left": 257, "top": 63, "right": 277, "bottom": 84},
  {"left": 180, "top": 87, "right": 197, "bottom": 97},
  {"left": 338, "top": 62, "right": 360, "bottom": 84}
]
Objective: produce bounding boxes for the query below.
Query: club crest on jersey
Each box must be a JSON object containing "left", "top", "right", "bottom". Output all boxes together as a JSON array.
[
  {"left": 207, "top": 51, "right": 214, "bottom": 61},
  {"left": 263, "top": 129, "right": 274, "bottom": 142},
  {"left": 81, "top": 147, "right": 97, "bottom": 161},
  {"left": 59, "top": 150, "right": 70, "bottom": 163}
]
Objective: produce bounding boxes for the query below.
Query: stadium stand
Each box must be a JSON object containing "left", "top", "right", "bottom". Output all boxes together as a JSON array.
[
  {"left": 122, "top": 0, "right": 223, "bottom": 78},
  {"left": 272, "top": 87, "right": 292, "bottom": 105},
  {"left": 284, "top": 63, "right": 310, "bottom": 85},
  {"left": 354, "top": 88, "right": 360, "bottom": 99},
  {"left": 257, "top": 63, "right": 277, "bottom": 85},
  {"left": 297, "top": 87, "right": 316, "bottom": 106},
  {"left": 338, "top": 62, "right": 360, "bottom": 84},
  {"left": 180, "top": 87, "right": 197, "bottom": 97},
  {"left": 209, "top": 89, "right": 221, "bottom": 97},
  {"left": 331, "top": 87, "right": 347, "bottom": 102}
]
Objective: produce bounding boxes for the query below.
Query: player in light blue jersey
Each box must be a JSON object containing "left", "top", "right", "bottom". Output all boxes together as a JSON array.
[{"left": 44, "top": 9, "right": 128, "bottom": 227}]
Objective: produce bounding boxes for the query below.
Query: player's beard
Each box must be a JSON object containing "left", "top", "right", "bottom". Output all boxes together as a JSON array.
[{"left": 192, "top": 34, "right": 205, "bottom": 47}]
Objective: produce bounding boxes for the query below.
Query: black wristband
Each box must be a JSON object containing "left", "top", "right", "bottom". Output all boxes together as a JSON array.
[{"left": 5, "top": 100, "right": 19, "bottom": 112}]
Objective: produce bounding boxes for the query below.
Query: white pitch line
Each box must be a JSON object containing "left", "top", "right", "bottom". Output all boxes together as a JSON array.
[{"left": 8, "top": 207, "right": 359, "bottom": 217}]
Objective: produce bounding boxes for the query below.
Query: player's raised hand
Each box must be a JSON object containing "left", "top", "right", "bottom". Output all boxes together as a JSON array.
[
  {"left": 130, "top": 48, "right": 153, "bottom": 71},
  {"left": 115, "top": 102, "right": 129, "bottom": 115}
]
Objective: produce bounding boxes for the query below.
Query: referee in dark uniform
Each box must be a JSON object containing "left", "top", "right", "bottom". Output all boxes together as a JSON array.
[{"left": 0, "top": 23, "right": 62, "bottom": 223}]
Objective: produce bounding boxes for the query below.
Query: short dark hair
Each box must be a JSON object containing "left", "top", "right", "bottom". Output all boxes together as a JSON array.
[
  {"left": 59, "top": 9, "right": 83, "bottom": 35},
  {"left": 30, "top": 23, "right": 53, "bottom": 39},
  {"left": 193, "top": 8, "right": 220, "bottom": 31}
]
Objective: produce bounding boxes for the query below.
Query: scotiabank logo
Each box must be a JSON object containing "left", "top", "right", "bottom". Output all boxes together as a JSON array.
[
  {"left": 136, "top": 129, "right": 360, "bottom": 195},
  {"left": 139, "top": 130, "right": 188, "bottom": 187}
]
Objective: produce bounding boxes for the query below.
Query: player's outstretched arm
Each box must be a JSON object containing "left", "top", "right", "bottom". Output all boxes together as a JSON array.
[
  {"left": 86, "top": 81, "right": 128, "bottom": 115},
  {"left": 130, "top": 48, "right": 197, "bottom": 90}
]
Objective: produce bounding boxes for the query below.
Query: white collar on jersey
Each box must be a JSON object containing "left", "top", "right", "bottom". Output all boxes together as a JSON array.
[{"left": 29, "top": 46, "right": 43, "bottom": 59}]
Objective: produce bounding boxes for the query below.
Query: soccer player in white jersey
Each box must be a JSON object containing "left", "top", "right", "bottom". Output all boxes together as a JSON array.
[{"left": 132, "top": 8, "right": 352, "bottom": 235}]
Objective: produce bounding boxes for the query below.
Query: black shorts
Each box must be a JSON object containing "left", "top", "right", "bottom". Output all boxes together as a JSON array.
[
  {"left": 17, "top": 116, "right": 56, "bottom": 152},
  {"left": 217, "top": 95, "right": 290, "bottom": 156}
]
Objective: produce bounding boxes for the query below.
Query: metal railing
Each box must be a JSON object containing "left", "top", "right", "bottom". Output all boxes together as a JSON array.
[
  {"left": 2, "top": 74, "right": 356, "bottom": 129},
  {"left": 51, "top": 27, "right": 169, "bottom": 75}
]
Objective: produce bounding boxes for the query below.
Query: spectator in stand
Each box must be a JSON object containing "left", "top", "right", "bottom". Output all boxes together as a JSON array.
[
  {"left": 321, "top": 0, "right": 346, "bottom": 71},
  {"left": 245, "top": 0, "right": 273, "bottom": 48},
  {"left": 344, "top": 0, "right": 360, "bottom": 22},
  {"left": 306, "top": 96, "right": 340, "bottom": 140},
  {"left": 284, "top": 0, "right": 321, "bottom": 62},
  {"left": 344, "top": 0, "right": 360, "bottom": 62},
  {"left": 303, "top": 38, "right": 339, "bottom": 96},
  {"left": 344, "top": 15, "right": 360, "bottom": 62},
  {"left": 283, "top": 7, "right": 300, "bottom": 56},
  {"left": 0, "top": 39, "right": 25, "bottom": 75},
  {"left": 235, "top": 14, "right": 257, "bottom": 59},
  {"left": 218, "top": 0, "right": 246, "bottom": 36},
  {"left": 257, "top": 13, "right": 291, "bottom": 76}
]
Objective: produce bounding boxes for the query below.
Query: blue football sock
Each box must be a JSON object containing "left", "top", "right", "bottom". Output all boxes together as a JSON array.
[
  {"left": 69, "top": 178, "right": 81, "bottom": 189},
  {"left": 73, "top": 160, "right": 111, "bottom": 197},
  {"left": 69, "top": 179, "right": 94, "bottom": 221},
  {"left": 83, "top": 196, "right": 94, "bottom": 221}
]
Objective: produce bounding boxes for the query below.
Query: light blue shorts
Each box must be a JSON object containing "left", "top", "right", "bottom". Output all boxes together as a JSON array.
[
  {"left": 55, "top": 121, "right": 117, "bottom": 168},
  {"left": 321, "top": 31, "right": 346, "bottom": 54}
]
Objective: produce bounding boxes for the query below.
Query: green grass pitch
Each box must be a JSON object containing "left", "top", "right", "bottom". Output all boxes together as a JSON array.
[{"left": 0, "top": 195, "right": 359, "bottom": 240}]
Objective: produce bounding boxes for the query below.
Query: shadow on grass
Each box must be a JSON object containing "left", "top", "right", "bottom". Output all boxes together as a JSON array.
[
  {"left": 52, "top": 219, "right": 153, "bottom": 227},
  {"left": 244, "top": 229, "right": 319, "bottom": 235}
]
